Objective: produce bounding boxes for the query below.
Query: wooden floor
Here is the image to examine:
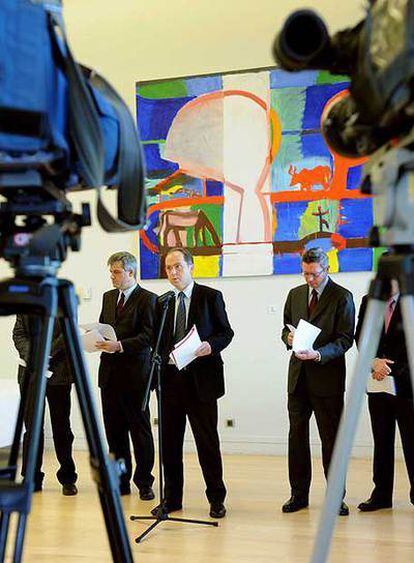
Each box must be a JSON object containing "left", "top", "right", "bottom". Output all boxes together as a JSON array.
[{"left": 4, "top": 450, "right": 414, "bottom": 562}]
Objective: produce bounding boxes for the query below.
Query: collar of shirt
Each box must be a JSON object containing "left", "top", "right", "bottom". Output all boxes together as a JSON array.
[
  {"left": 119, "top": 283, "right": 137, "bottom": 303},
  {"left": 173, "top": 280, "right": 194, "bottom": 300},
  {"left": 389, "top": 293, "right": 399, "bottom": 306},
  {"left": 309, "top": 276, "right": 329, "bottom": 300}
]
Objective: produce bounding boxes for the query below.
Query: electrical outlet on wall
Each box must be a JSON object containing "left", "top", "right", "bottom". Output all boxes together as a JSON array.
[
  {"left": 225, "top": 418, "right": 235, "bottom": 428},
  {"left": 153, "top": 417, "right": 158, "bottom": 426}
]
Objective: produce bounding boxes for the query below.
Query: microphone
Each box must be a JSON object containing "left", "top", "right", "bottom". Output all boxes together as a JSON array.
[{"left": 157, "top": 290, "right": 175, "bottom": 305}]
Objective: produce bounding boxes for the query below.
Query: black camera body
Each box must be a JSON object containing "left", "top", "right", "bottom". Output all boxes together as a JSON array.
[{"left": 273, "top": 1, "right": 414, "bottom": 158}]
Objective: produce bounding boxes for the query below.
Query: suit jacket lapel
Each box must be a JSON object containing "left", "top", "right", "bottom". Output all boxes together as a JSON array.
[{"left": 187, "top": 282, "right": 200, "bottom": 330}]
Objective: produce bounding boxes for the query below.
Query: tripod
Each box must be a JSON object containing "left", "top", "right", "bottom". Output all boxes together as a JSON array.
[
  {"left": 130, "top": 293, "right": 218, "bottom": 543},
  {"left": 0, "top": 274, "right": 134, "bottom": 563},
  {"left": 310, "top": 141, "right": 414, "bottom": 562}
]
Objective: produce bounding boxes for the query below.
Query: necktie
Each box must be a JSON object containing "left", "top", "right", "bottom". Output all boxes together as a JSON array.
[
  {"left": 384, "top": 298, "right": 395, "bottom": 333},
  {"left": 174, "top": 292, "right": 186, "bottom": 343},
  {"left": 308, "top": 289, "right": 318, "bottom": 316},
  {"left": 116, "top": 292, "right": 125, "bottom": 318}
]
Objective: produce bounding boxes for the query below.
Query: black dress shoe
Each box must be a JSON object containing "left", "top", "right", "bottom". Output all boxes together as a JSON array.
[
  {"left": 120, "top": 484, "right": 131, "bottom": 496},
  {"left": 62, "top": 483, "right": 78, "bottom": 496},
  {"left": 209, "top": 502, "right": 226, "bottom": 518},
  {"left": 139, "top": 486, "right": 155, "bottom": 501},
  {"left": 282, "top": 496, "right": 309, "bottom": 513},
  {"left": 338, "top": 501, "right": 349, "bottom": 516},
  {"left": 150, "top": 500, "right": 182, "bottom": 516},
  {"left": 33, "top": 482, "right": 43, "bottom": 493},
  {"left": 358, "top": 498, "right": 392, "bottom": 512}
]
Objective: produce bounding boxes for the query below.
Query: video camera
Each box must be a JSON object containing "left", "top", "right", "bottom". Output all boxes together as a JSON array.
[
  {"left": 273, "top": 1, "right": 414, "bottom": 159},
  {"left": 0, "top": 0, "right": 146, "bottom": 274}
]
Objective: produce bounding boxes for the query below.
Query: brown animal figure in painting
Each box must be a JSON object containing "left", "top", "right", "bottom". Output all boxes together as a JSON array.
[{"left": 158, "top": 209, "right": 221, "bottom": 248}]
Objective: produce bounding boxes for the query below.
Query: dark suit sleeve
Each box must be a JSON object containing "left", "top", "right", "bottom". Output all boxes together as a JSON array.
[
  {"left": 281, "top": 290, "right": 293, "bottom": 350},
  {"left": 354, "top": 295, "right": 368, "bottom": 347},
  {"left": 206, "top": 291, "right": 234, "bottom": 355},
  {"left": 120, "top": 292, "right": 157, "bottom": 354},
  {"left": 12, "top": 314, "right": 30, "bottom": 362},
  {"left": 318, "top": 291, "right": 355, "bottom": 364}
]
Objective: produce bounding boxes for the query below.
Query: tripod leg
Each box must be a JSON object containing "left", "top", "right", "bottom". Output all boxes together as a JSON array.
[
  {"left": 399, "top": 296, "right": 414, "bottom": 395},
  {"left": 310, "top": 297, "right": 385, "bottom": 563},
  {"left": 58, "top": 281, "right": 133, "bottom": 563}
]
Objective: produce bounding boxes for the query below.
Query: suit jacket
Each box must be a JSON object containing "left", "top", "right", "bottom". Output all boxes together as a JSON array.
[
  {"left": 12, "top": 314, "right": 72, "bottom": 386},
  {"left": 158, "top": 283, "right": 234, "bottom": 402},
  {"left": 355, "top": 295, "right": 412, "bottom": 398},
  {"left": 98, "top": 285, "right": 157, "bottom": 391},
  {"left": 281, "top": 278, "right": 355, "bottom": 397}
]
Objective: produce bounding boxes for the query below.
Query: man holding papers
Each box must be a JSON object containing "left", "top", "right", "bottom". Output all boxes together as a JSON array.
[
  {"left": 355, "top": 280, "right": 414, "bottom": 511},
  {"left": 152, "top": 247, "right": 234, "bottom": 519},
  {"left": 97, "top": 251, "right": 157, "bottom": 500},
  {"left": 281, "top": 247, "right": 355, "bottom": 515}
]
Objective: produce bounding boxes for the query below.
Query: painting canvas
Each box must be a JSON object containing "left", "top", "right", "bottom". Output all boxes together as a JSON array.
[{"left": 136, "top": 67, "right": 376, "bottom": 279}]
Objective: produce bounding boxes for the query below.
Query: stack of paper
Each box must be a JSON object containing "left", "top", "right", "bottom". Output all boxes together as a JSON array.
[{"left": 169, "top": 325, "right": 202, "bottom": 370}]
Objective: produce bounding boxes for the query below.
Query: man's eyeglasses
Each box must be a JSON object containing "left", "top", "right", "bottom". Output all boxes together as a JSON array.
[{"left": 302, "top": 269, "right": 326, "bottom": 279}]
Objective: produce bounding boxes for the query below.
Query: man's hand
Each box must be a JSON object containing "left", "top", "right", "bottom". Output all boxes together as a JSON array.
[
  {"left": 287, "top": 332, "right": 294, "bottom": 347},
  {"left": 95, "top": 340, "right": 121, "bottom": 354},
  {"left": 372, "top": 358, "right": 394, "bottom": 377},
  {"left": 195, "top": 341, "right": 212, "bottom": 357},
  {"left": 372, "top": 371, "right": 386, "bottom": 381},
  {"left": 295, "top": 349, "right": 318, "bottom": 361}
]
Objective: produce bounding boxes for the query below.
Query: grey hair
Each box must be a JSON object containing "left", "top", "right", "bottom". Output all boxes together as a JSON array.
[
  {"left": 302, "top": 247, "right": 329, "bottom": 270},
  {"left": 107, "top": 251, "right": 137, "bottom": 277}
]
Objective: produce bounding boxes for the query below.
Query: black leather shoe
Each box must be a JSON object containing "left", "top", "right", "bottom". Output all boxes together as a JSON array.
[
  {"left": 150, "top": 500, "right": 182, "bottom": 516},
  {"left": 120, "top": 484, "right": 131, "bottom": 496},
  {"left": 282, "top": 496, "right": 309, "bottom": 513},
  {"left": 209, "top": 502, "right": 226, "bottom": 518},
  {"left": 139, "top": 486, "right": 155, "bottom": 501},
  {"left": 34, "top": 482, "right": 43, "bottom": 493},
  {"left": 62, "top": 483, "right": 78, "bottom": 496},
  {"left": 338, "top": 501, "right": 349, "bottom": 516},
  {"left": 358, "top": 498, "right": 392, "bottom": 512}
]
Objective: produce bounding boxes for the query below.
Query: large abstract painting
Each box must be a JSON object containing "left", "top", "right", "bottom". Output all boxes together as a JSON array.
[{"left": 136, "top": 67, "right": 376, "bottom": 279}]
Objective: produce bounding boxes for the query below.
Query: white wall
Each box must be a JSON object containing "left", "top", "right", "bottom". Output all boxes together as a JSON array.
[{"left": 1, "top": 0, "right": 385, "bottom": 457}]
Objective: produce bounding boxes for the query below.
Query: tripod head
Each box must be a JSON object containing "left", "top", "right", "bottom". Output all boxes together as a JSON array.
[{"left": 0, "top": 170, "right": 91, "bottom": 278}]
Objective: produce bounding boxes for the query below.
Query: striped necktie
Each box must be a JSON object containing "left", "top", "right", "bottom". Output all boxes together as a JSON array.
[{"left": 174, "top": 292, "right": 186, "bottom": 343}]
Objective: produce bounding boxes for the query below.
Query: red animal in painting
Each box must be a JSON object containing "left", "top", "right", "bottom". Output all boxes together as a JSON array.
[{"left": 288, "top": 164, "right": 331, "bottom": 191}]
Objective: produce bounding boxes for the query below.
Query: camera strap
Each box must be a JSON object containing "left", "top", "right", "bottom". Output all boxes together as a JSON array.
[{"left": 84, "top": 68, "right": 147, "bottom": 231}]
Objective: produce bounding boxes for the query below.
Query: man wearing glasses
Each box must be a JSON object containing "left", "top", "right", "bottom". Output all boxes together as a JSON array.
[{"left": 281, "top": 247, "right": 355, "bottom": 516}]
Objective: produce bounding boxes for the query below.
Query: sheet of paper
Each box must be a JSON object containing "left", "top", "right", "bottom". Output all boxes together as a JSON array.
[
  {"left": 80, "top": 322, "right": 117, "bottom": 341},
  {"left": 292, "top": 319, "right": 321, "bottom": 352},
  {"left": 367, "top": 375, "right": 396, "bottom": 396},
  {"left": 80, "top": 328, "right": 105, "bottom": 353},
  {"left": 169, "top": 325, "right": 202, "bottom": 371}
]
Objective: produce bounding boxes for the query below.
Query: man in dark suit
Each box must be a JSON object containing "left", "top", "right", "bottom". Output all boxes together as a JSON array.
[
  {"left": 13, "top": 315, "right": 78, "bottom": 495},
  {"left": 151, "top": 247, "right": 234, "bottom": 519},
  {"left": 97, "top": 251, "right": 156, "bottom": 500},
  {"left": 355, "top": 280, "right": 414, "bottom": 511},
  {"left": 281, "top": 247, "right": 355, "bottom": 515}
]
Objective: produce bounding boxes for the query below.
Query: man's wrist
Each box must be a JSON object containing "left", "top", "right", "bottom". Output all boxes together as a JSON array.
[
  {"left": 314, "top": 350, "right": 321, "bottom": 362},
  {"left": 118, "top": 341, "right": 123, "bottom": 353}
]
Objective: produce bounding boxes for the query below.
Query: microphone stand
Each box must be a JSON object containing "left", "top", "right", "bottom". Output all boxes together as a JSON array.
[{"left": 130, "top": 293, "right": 218, "bottom": 543}]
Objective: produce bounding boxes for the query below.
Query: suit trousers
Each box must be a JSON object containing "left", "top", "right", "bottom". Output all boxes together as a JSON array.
[
  {"left": 101, "top": 385, "right": 155, "bottom": 490},
  {"left": 368, "top": 393, "right": 414, "bottom": 503},
  {"left": 161, "top": 365, "right": 226, "bottom": 505},
  {"left": 287, "top": 372, "right": 344, "bottom": 498},
  {"left": 20, "top": 382, "right": 77, "bottom": 487}
]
